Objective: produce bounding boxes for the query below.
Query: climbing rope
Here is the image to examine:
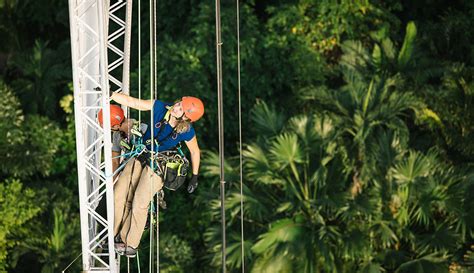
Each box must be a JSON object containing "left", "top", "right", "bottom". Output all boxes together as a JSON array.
[
  {"left": 149, "top": 0, "right": 157, "bottom": 271},
  {"left": 61, "top": 253, "right": 82, "bottom": 273},
  {"left": 214, "top": 0, "right": 226, "bottom": 272},
  {"left": 153, "top": 0, "right": 160, "bottom": 272},
  {"left": 156, "top": 192, "right": 160, "bottom": 273},
  {"left": 138, "top": 0, "right": 142, "bottom": 126},
  {"left": 103, "top": 144, "right": 146, "bottom": 178},
  {"left": 137, "top": 250, "right": 142, "bottom": 273},
  {"left": 236, "top": 0, "right": 245, "bottom": 272}
]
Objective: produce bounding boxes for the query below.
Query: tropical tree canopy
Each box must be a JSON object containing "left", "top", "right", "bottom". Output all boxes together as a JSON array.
[{"left": 0, "top": 1, "right": 473, "bottom": 273}]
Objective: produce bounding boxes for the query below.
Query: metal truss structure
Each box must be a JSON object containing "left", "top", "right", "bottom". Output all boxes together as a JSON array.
[{"left": 68, "top": 0, "right": 132, "bottom": 272}]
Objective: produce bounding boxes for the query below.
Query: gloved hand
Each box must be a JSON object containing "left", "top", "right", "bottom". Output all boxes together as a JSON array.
[
  {"left": 94, "top": 86, "right": 115, "bottom": 98},
  {"left": 110, "top": 88, "right": 115, "bottom": 98},
  {"left": 136, "top": 152, "right": 149, "bottom": 168},
  {"left": 187, "top": 174, "right": 199, "bottom": 193}
]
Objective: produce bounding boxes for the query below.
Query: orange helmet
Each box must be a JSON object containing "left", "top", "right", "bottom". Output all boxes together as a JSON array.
[
  {"left": 182, "top": 96, "right": 204, "bottom": 122},
  {"left": 98, "top": 105, "right": 125, "bottom": 127}
]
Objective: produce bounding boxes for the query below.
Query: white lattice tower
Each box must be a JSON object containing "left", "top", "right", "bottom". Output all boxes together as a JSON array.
[{"left": 68, "top": 0, "right": 133, "bottom": 272}]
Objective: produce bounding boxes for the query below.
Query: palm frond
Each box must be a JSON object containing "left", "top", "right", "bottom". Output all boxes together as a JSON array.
[
  {"left": 226, "top": 184, "right": 271, "bottom": 223},
  {"left": 370, "top": 220, "right": 399, "bottom": 248},
  {"left": 381, "top": 38, "right": 396, "bottom": 61},
  {"left": 243, "top": 144, "right": 280, "bottom": 185},
  {"left": 395, "top": 252, "right": 448, "bottom": 273},
  {"left": 397, "top": 21, "right": 417, "bottom": 69},
  {"left": 342, "top": 230, "right": 372, "bottom": 263},
  {"left": 340, "top": 40, "right": 372, "bottom": 74},
  {"left": 251, "top": 253, "right": 293, "bottom": 273},
  {"left": 269, "top": 133, "right": 304, "bottom": 168},
  {"left": 252, "top": 218, "right": 304, "bottom": 254},
  {"left": 391, "top": 151, "right": 434, "bottom": 185},
  {"left": 358, "top": 262, "right": 385, "bottom": 273},
  {"left": 251, "top": 100, "right": 286, "bottom": 138},
  {"left": 226, "top": 234, "right": 253, "bottom": 271},
  {"left": 417, "top": 224, "right": 459, "bottom": 254},
  {"left": 313, "top": 114, "right": 336, "bottom": 140},
  {"left": 288, "top": 115, "right": 319, "bottom": 149},
  {"left": 200, "top": 150, "right": 238, "bottom": 185}
]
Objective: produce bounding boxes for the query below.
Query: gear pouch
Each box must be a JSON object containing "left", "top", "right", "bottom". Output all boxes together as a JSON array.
[{"left": 163, "top": 162, "right": 187, "bottom": 190}]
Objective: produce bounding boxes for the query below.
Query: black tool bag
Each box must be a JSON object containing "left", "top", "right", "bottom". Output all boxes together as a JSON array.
[{"left": 156, "top": 150, "right": 190, "bottom": 191}]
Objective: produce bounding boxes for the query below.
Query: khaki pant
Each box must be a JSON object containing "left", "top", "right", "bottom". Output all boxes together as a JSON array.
[{"left": 114, "top": 159, "right": 163, "bottom": 248}]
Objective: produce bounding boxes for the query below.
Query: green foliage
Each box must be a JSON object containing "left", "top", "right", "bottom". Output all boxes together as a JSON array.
[
  {"left": 29, "top": 208, "right": 80, "bottom": 273},
  {"left": 0, "top": 179, "right": 43, "bottom": 272},
  {"left": 250, "top": 99, "right": 286, "bottom": 139},
  {"left": 395, "top": 253, "right": 448, "bottom": 273},
  {"left": 1, "top": 0, "right": 474, "bottom": 272},
  {"left": 0, "top": 81, "right": 61, "bottom": 177},
  {"left": 0, "top": 0, "right": 69, "bottom": 51},
  {"left": 160, "top": 233, "right": 194, "bottom": 272},
  {"left": 8, "top": 40, "right": 70, "bottom": 117},
  {"left": 202, "top": 96, "right": 472, "bottom": 272},
  {"left": 422, "top": 64, "right": 474, "bottom": 161},
  {"left": 118, "top": 231, "right": 194, "bottom": 273},
  {"left": 397, "top": 22, "right": 417, "bottom": 69},
  {"left": 51, "top": 86, "right": 77, "bottom": 187},
  {"left": 0, "top": 80, "right": 24, "bottom": 150}
]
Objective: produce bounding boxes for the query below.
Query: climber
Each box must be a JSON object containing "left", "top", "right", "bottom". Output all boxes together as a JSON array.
[
  {"left": 97, "top": 104, "right": 148, "bottom": 177},
  {"left": 110, "top": 92, "right": 204, "bottom": 257}
]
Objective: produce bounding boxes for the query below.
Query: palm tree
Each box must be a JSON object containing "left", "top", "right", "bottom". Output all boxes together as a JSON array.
[
  {"left": 202, "top": 96, "right": 472, "bottom": 272},
  {"left": 198, "top": 15, "right": 473, "bottom": 270},
  {"left": 337, "top": 21, "right": 441, "bottom": 87},
  {"left": 203, "top": 104, "right": 353, "bottom": 272}
]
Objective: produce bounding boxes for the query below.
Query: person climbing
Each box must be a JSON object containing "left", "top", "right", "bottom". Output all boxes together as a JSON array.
[
  {"left": 95, "top": 104, "right": 149, "bottom": 243},
  {"left": 109, "top": 92, "right": 204, "bottom": 257},
  {"left": 97, "top": 104, "right": 148, "bottom": 177}
]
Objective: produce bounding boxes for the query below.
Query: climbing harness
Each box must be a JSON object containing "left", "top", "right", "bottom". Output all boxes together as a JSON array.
[{"left": 141, "top": 106, "right": 192, "bottom": 191}]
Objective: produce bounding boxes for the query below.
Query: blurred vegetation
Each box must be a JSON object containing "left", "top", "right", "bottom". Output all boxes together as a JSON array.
[{"left": 0, "top": 0, "right": 473, "bottom": 272}]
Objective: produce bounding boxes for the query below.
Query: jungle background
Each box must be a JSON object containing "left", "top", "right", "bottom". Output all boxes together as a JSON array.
[{"left": 1, "top": 0, "right": 474, "bottom": 272}]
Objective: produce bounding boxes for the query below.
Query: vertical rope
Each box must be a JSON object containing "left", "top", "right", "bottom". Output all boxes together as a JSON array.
[
  {"left": 156, "top": 193, "right": 160, "bottom": 273},
  {"left": 137, "top": 250, "right": 141, "bottom": 273},
  {"left": 150, "top": 0, "right": 160, "bottom": 273},
  {"left": 214, "top": 0, "right": 226, "bottom": 272},
  {"left": 138, "top": 0, "right": 142, "bottom": 125},
  {"left": 236, "top": 0, "right": 245, "bottom": 272},
  {"left": 148, "top": 0, "right": 155, "bottom": 271},
  {"left": 154, "top": 0, "right": 158, "bottom": 100},
  {"left": 127, "top": 257, "right": 130, "bottom": 273}
]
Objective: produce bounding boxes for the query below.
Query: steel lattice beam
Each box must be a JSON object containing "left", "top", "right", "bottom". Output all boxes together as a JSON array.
[{"left": 69, "top": 0, "right": 133, "bottom": 272}]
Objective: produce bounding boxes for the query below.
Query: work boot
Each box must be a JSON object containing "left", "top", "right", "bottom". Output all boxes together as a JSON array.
[
  {"left": 122, "top": 246, "right": 137, "bottom": 258},
  {"left": 114, "top": 242, "right": 126, "bottom": 253}
]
